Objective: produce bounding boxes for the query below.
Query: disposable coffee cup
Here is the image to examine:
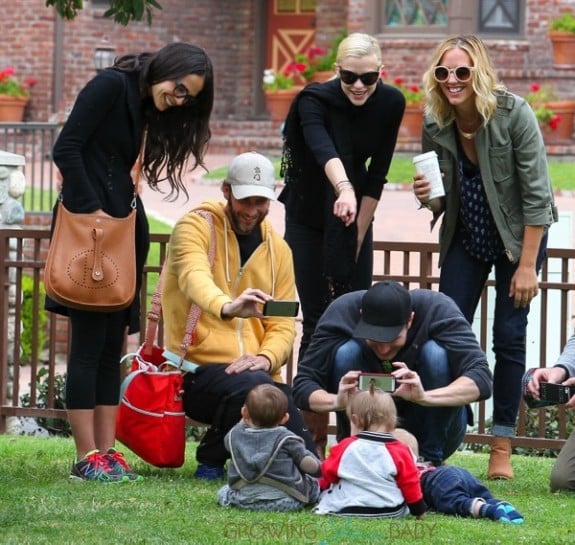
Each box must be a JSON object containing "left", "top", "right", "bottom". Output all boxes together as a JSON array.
[{"left": 412, "top": 151, "right": 444, "bottom": 200}]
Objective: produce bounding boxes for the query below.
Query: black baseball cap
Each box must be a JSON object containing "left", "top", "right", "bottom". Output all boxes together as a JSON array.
[{"left": 353, "top": 281, "right": 412, "bottom": 342}]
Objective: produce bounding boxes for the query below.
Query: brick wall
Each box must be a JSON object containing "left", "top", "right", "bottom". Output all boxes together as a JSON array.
[{"left": 2, "top": 0, "right": 575, "bottom": 123}]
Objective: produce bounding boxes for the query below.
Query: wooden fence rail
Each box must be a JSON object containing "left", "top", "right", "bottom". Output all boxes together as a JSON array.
[{"left": 1, "top": 229, "right": 574, "bottom": 450}]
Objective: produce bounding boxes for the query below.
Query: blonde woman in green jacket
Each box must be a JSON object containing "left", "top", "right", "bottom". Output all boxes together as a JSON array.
[{"left": 413, "top": 35, "right": 557, "bottom": 481}]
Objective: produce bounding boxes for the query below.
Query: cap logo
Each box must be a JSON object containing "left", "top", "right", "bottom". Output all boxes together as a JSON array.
[{"left": 253, "top": 167, "right": 261, "bottom": 181}]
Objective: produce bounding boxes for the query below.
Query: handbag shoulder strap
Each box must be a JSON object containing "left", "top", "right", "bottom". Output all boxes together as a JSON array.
[
  {"left": 131, "top": 130, "right": 147, "bottom": 197},
  {"left": 142, "top": 210, "right": 216, "bottom": 363}
]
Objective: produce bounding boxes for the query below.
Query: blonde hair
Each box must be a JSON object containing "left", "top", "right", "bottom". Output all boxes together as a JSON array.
[
  {"left": 336, "top": 33, "right": 382, "bottom": 66},
  {"left": 347, "top": 387, "right": 397, "bottom": 432},
  {"left": 423, "top": 34, "right": 507, "bottom": 129}
]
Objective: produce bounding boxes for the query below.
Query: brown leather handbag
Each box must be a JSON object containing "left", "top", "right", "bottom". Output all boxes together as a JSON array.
[{"left": 44, "top": 200, "right": 137, "bottom": 312}]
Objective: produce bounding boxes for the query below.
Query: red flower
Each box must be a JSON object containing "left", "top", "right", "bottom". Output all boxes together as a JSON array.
[
  {"left": 394, "top": 77, "right": 404, "bottom": 86},
  {"left": 284, "top": 61, "right": 306, "bottom": 76},
  {"left": 0, "top": 66, "right": 32, "bottom": 97},
  {"left": 530, "top": 83, "right": 540, "bottom": 93},
  {"left": 307, "top": 47, "right": 325, "bottom": 61},
  {"left": 25, "top": 77, "right": 38, "bottom": 88},
  {"left": 549, "top": 114, "right": 562, "bottom": 131}
]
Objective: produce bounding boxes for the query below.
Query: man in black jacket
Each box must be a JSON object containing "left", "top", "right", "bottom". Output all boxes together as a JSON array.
[{"left": 293, "top": 281, "right": 492, "bottom": 464}]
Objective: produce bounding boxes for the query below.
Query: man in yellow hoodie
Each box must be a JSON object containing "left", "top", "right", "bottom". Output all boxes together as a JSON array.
[{"left": 162, "top": 151, "right": 315, "bottom": 479}]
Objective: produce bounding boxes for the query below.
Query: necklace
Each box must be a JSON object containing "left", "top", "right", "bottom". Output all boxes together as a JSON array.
[
  {"left": 455, "top": 117, "right": 481, "bottom": 140},
  {"left": 457, "top": 126, "right": 477, "bottom": 140}
]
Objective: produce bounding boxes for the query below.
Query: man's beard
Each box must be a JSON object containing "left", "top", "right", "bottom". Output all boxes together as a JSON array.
[{"left": 227, "top": 207, "right": 267, "bottom": 235}]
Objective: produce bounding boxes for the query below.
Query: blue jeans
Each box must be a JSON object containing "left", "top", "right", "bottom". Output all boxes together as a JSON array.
[
  {"left": 439, "top": 230, "right": 547, "bottom": 435},
  {"left": 330, "top": 339, "right": 467, "bottom": 464},
  {"left": 421, "top": 465, "right": 495, "bottom": 516},
  {"left": 284, "top": 216, "right": 373, "bottom": 361}
]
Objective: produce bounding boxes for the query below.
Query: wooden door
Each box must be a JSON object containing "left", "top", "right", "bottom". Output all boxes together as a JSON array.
[{"left": 266, "top": 0, "right": 317, "bottom": 73}]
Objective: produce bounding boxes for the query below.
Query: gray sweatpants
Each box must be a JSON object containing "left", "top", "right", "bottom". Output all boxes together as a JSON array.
[{"left": 550, "top": 429, "right": 575, "bottom": 491}]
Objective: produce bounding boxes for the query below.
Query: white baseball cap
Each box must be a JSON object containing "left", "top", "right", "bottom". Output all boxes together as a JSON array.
[{"left": 226, "top": 151, "right": 276, "bottom": 201}]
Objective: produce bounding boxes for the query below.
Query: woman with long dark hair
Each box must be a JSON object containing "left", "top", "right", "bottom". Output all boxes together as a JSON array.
[{"left": 47, "top": 42, "right": 214, "bottom": 482}]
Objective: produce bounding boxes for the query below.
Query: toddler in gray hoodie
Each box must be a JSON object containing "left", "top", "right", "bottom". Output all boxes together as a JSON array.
[{"left": 217, "top": 384, "right": 321, "bottom": 511}]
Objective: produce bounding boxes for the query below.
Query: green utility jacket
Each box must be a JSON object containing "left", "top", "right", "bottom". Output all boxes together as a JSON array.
[{"left": 422, "top": 90, "right": 558, "bottom": 265}]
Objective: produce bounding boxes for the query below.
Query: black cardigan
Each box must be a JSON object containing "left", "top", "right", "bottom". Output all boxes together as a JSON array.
[
  {"left": 279, "top": 79, "right": 405, "bottom": 284},
  {"left": 46, "top": 69, "right": 150, "bottom": 334}
]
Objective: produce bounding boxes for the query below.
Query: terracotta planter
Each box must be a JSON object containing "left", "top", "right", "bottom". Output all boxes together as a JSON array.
[
  {"left": 310, "top": 70, "right": 334, "bottom": 83},
  {"left": 0, "top": 94, "right": 28, "bottom": 122},
  {"left": 542, "top": 100, "right": 575, "bottom": 143},
  {"left": 398, "top": 104, "right": 424, "bottom": 142},
  {"left": 549, "top": 30, "right": 575, "bottom": 68},
  {"left": 264, "top": 88, "right": 298, "bottom": 125}
]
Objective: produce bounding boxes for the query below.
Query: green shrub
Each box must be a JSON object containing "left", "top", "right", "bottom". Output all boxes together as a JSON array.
[
  {"left": 463, "top": 408, "right": 575, "bottom": 457},
  {"left": 550, "top": 12, "right": 575, "bottom": 33},
  {"left": 20, "top": 275, "right": 48, "bottom": 364},
  {"left": 515, "top": 405, "right": 575, "bottom": 457},
  {"left": 20, "top": 368, "right": 71, "bottom": 436}
]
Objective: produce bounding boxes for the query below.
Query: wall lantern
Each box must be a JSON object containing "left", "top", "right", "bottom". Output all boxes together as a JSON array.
[{"left": 93, "top": 40, "right": 116, "bottom": 73}]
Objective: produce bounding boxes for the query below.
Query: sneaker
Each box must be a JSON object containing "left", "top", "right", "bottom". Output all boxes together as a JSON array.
[
  {"left": 481, "top": 500, "right": 525, "bottom": 524},
  {"left": 103, "top": 448, "right": 144, "bottom": 482},
  {"left": 69, "top": 449, "right": 128, "bottom": 483},
  {"left": 194, "top": 463, "right": 225, "bottom": 480}
]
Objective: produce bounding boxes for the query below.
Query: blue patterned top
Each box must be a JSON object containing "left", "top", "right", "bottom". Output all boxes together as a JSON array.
[{"left": 458, "top": 152, "right": 504, "bottom": 262}]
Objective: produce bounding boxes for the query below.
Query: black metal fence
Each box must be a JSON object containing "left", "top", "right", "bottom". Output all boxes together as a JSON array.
[{"left": 1, "top": 228, "right": 574, "bottom": 450}]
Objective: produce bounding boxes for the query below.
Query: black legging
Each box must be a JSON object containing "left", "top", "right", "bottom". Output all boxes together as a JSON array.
[
  {"left": 183, "top": 364, "right": 315, "bottom": 466},
  {"left": 65, "top": 308, "right": 127, "bottom": 409}
]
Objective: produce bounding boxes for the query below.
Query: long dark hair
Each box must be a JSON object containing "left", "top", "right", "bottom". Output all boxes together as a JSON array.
[{"left": 113, "top": 42, "right": 214, "bottom": 200}]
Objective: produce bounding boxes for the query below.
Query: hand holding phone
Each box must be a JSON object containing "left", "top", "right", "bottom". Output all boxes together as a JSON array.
[
  {"left": 358, "top": 373, "right": 397, "bottom": 393},
  {"left": 539, "top": 382, "right": 575, "bottom": 405},
  {"left": 262, "top": 300, "right": 300, "bottom": 317}
]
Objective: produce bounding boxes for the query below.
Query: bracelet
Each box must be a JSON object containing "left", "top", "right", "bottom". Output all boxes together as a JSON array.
[{"left": 335, "top": 180, "right": 353, "bottom": 196}]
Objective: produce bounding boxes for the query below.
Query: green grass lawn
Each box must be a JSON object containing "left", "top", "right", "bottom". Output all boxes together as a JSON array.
[
  {"left": 204, "top": 155, "right": 575, "bottom": 191},
  {"left": 0, "top": 435, "right": 573, "bottom": 545}
]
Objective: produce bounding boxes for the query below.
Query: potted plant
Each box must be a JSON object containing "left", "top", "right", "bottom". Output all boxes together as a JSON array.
[
  {"left": 383, "top": 73, "right": 426, "bottom": 142},
  {"left": 525, "top": 82, "right": 575, "bottom": 143},
  {"left": 548, "top": 12, "right": 575, "bottom": 68},
  {"left": 295, "top": 32, "right": 347, "bottom": 83},
  {"left": 296, "top": 46, "right": 338, "bottom": 83},
  {"left": 0, "top": 66, "right": 36, "bottom": 122},
  {"left": 262, "top": 63, "right": 304, "bottom": 124}
]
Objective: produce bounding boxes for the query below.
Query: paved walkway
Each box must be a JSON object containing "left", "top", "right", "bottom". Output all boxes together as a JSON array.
[
  {"left": 140, "top": 153, "right": 437, "bottom": 243},
  {"left": 140, "top": 152, "right": 575, "bottom": 249}
]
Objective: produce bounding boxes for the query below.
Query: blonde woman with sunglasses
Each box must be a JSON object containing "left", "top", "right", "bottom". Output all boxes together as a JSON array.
[
  {"left": 413, "top": 35, "right": 557, "bottom": 480},
  {"left": 279, "top": 32, "right": 405, "bottom": 458}
]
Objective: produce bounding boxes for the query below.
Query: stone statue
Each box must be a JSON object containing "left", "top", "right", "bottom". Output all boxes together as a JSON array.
[{"left": 0, "top": 151, "right": 26, "bottom": 225}]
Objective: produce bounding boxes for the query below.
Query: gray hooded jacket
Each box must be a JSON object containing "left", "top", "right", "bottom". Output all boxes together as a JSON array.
[{"left": 225, "top": 421, "right": 320, "bottom": 503}]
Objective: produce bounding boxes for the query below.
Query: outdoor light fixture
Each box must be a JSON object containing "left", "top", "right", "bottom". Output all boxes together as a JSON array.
[{"left": 93, "top": 40, "right": 116, "bottom": 73}]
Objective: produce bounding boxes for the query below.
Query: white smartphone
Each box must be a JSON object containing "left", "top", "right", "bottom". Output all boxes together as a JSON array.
[{"left": 358, "top": 373, "right": 397, "bottom": 393}]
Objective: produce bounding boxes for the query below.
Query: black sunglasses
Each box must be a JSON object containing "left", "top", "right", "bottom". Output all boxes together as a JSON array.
[
  {"left": 172, "top": 82, "right": 197, "bottom": 105},
  {"left": 433, "top": 65, "right": 473, "bottom": 83},
  {"left": 339, "top": 69, "right": 380, "bottom": 86}
]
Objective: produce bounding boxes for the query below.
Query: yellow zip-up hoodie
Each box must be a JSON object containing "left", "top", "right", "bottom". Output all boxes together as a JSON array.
[{"left": 162, "top": 200, "right": 296, "bottom": 382}]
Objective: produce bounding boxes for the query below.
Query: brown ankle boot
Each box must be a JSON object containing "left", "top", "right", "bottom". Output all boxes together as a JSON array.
[{"left": 487, "top": 437, "right": 514, "bottom": 480}]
